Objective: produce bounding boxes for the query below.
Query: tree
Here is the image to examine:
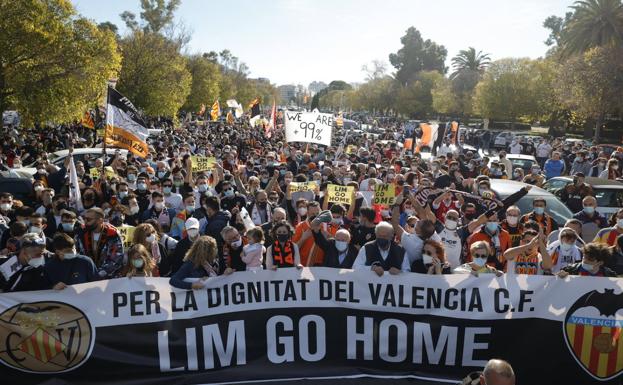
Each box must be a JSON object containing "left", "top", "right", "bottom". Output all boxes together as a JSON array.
[
  {"left": 121, "top": 0, "right": 181, "bottom": 33},
  {"left": 395, "top": 71, "right": 443, "bottom": 118},
  {"left": 472, "top": 58, "right": 539, "bottom": 126},
  {"left": 432, "top": 77, "right": 459, "bottom": 116},
  {"left": 361, "top": 60, "right": 388, "bottom": 81},
  {"left": 555, "top": 46, "right": 623, "bottom": 141},
  {"left": 311, "top": 80, "right": 352, "bottom": 110},
  {"left": 560, "top": 0, "right": 623, "bottom": 58},
  {"left": 450, "top": 47, "right": 490, "bottom": 79},
  {"left": 117, "top": 31, "right": 191, "bottom": 116},
  {"left": 183, "top": 55, "right": 221, "bottom": 111},
  {"left": 97, "top": 21, "right": 119, "bottom": 36},
  {"left": 389, "top": 27, "right": 447, "bottom": 84},
  {"left": 0, "top": 0, "right": 121, "bottom": 124}
]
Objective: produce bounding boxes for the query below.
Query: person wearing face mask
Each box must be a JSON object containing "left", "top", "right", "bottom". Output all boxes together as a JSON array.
[
  {"left": 466, "top": 212, "right": 510, "bottom": 271},
  {"left": 500, "top": 206, "right": 524, "bottom": 247},
  {"left": 75, "top": 208, "right": 124, "bottom": 279},
  {"left": 293, "top": 201, "right": 325, "bottom": 266},
  {"left": 0, "top": 192, "right": 14, "bottom": 223},
  {"left": 352, "top": 221, "right": 410, "bottom": 275},
  {"left": 0, "top": 234, "right": 51, "bottom": 292},
  {"left": 34, "top": 187, "right": 54, "bottom": 215},
  {"left": 141, "top": 191, "right": 175, "bottom": 231},
  {"left": 606, "top": 234, "right": 623, "bottom": 276},
  {"left": 589, "top": 157, "right": 608, "bottom": 177},
  {"left": 570, "top": 151, "right": 591, "bottom": 176},
  {"left": 133, "top": 223, "right": 170, "bottom": 277},
  {"left": 261, "top": 207, "right": 286, "bottom": 246},
  {"left": 558, "top": 242, "right": 616, "bottom": 277},
  {"left": 454, "top": 241, "right": 503, "bottom": 276},
  {"left": 265, "top": 221, "right": 302, "bottom": 270},
  {"left": 546, "top": 227, "right": 583, "bottom": 273},
  {"left": 0, "top": 205, "right": 34, "bottom": 251},
  {"left": 133, "top": 176, "right": 152, "bottom": 213},
  {"left": 435, "top": 209, "right": 488, "bottom": 269},
  {"left": 571, "top": 196, "right": 607, "bottom": 242},
  {"left": 544, "top": 151, "right": 565, "bottom": 179},
  {"left": 44, "top": 233, "right": 97, "bottom": 290},
  {"left": 599, "top": 159, "right": 621, "bottom": 180},
  {"left": 220, "top": 226, "right": 246, "bottom": 273},
  {"left": 412, "top": 239, "right": 452, "bottom": 274},
  {"left": 218, "top": 180, "right": 247, "bottom": 213},
  {"left": 248, "top": 190, "right": 273, "bottom": 226},
  {"left": 161, "top": 178, "right": 183, "bottom": 210},
  {"left": 431, "top": 190, "right": 464, "bottom": 224},
  {"left": 559, "top": 173, "right": 594, "bottom": 213},
  {"left": 503, "top": 229, "right": 552, "bottom": 275},
  {"left": 519, "top": 197, "right": 558, "bottom": 235},
  {"left": 309, "top": 219, "right": 357, "bottom": 269},
  {"left": 593, "top": 208, "right": 623, "bottom": 246},
  {"left": 170, "top": 218, "right": 202, "bottom": 274},
  {"left": 169, "top": 193, "right": 199, "bottom": 240},
  {"left": 123, "top": 244, "right": 158, "bottom": 278}
]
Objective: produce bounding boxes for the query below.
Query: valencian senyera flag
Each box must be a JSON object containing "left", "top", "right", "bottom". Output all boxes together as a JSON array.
[
  {"left": 210, "top": 100, "right": 221, "bottom": 121},
  {"left": 81, "top": 111, "right": 95, "bottom": 129},
  {"left": 105, "top": 86, "right": 149, "bottom": 158}
]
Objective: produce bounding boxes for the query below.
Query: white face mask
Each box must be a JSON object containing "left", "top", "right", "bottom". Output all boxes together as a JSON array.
[
  {"left": 0, "top": 203, "right": 12, "bottom": 211},
  {"left": 506, "top": 215, "right": 519, "bottom": 226},
  {"left": 145, "top": 234, "right": 156, "bottom": 243},
  {"left": 335, "top": 240, "right": 348, "bottom": 252},
  {"left": 473, "top": 257, "right": 487, "bottom": 267},
  {"left": 28, "top": 256, "right": 45, "bottom": 268},
  {"left": 154, "top": 201, "right": 165, "bottom": 210},
  {"left": 187, "top": 228, "right": 199, "bottom": 238},
  {"left": 231, "top": 239, "right": 243, "bottom": 248},
  {"left": 63, "top": 249, "right": 78, "bottom": 260},
  {"left": 445, "top": 219, "right": 458, "bottom": 230},
  {"left": 130, "top": 205, "right": 140, "bottom": 215},
  {"left": 560, "top": 242, "right": 574, "bottom": 252},
  {"left": 29, "top": 226, "right": 42, "bottom": 234},
  {"left": 581, "top": 261, "right": 598, "bottom": 273},
  {"left": 298, "top": 207, "right": 307, "bottom": 216},
  {"left": 422, "top": 254, "right": 434, "bottom": 265}
]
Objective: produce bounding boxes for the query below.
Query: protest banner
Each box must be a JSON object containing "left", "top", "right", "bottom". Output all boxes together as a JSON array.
[
  {"left": 289, "top": 181, "right": 318, "bottom": 193},
  {"left": 284, "top": 110, "right": 333, "bottom": 147},
  {"left": 190, "top": 156, "right": 216, "bottom": 173},
  {"left": 118, "top": 225, "right": 135, "bottom": 249},
  {"left": 327, "top": 184, "right": 354, "bottom": 205},
  {"left": 0, "top": 268, "right": 620, "bottom": 385},
  {"left": 89, "top": 166, "right": 115, "bottom": 180},
  {"left": 373, "top": 183, "right": 396, "bottom": 206}
]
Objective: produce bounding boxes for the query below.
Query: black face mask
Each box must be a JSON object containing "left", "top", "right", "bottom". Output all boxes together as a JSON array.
[
  {"left": 257, "top": 201, "right": 267, "bottom": 208},
  {"left": 376, "top": 238, "right": 390, "bottom": 250},
  {"left": 56, "top": 202, "right": 67, "bottom": 211},
  {"left": 276, "top": 234, "right": 289, "bottom": 243}
]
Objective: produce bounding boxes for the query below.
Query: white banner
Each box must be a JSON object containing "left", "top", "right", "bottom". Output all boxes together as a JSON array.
[{"left": 284, "top": 110, "right": 333, "bottom": 147}]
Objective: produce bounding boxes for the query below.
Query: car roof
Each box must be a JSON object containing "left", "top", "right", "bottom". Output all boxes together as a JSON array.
[
  {"left": 51, "top": 148, "right": 128, "bottom": 157},
  {"left": 489, "top": 179, "right": 553, "bottom": 197},
  {"left": 504, "top": 154, "right": 536, "bottom": 160},
  {"left": 549, "top": 176, "right": 623, "bottom": 188}
]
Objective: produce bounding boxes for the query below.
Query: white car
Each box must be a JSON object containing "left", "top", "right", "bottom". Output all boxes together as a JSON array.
[
  {"left": 26, "top": 148, "right": 129, "bottom": 168},
  {"left": 489, "top": 154, "right": 538, "bottom": 173}
]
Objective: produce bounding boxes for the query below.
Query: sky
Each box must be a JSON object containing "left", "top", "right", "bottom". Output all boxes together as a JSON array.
[{"left": 72, "top": 0, "right": 574, "bottom": 87}]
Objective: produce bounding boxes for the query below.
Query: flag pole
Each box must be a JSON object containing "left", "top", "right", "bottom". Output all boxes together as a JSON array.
[{"left": 103, "top": 78, "right": 117, "bottom": 180}]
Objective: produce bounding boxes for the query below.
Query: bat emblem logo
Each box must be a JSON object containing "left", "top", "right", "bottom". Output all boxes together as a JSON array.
[{"left": 563, "top": 289, "right": 623, "bottom": 381}]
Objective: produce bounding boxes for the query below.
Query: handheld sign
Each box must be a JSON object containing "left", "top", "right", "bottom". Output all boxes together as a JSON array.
[
  {"left": 327, "top": 184, "right": 355, "bottom": 205},
  {"left": 284, "top": 110, "right": 333, "bottom": 147},
  {"left": 289, "top": 181, "right": 318, "bottom": 193},
  {"left": 118, "top": 225, "right": 135, "bottom": 249},
  {"left": 89, "top": 168, "right": 100, "bottom": 180},
  {"left": 373, "top": 183, "right": 396, "bottom": 206},
  {"left": 191, "top": 156, "right": 216, "bottom": 173}
]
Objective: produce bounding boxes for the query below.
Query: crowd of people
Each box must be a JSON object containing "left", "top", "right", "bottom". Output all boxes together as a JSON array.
[{"left": 1, "top": 116, "right": 623, "bottom": 293}]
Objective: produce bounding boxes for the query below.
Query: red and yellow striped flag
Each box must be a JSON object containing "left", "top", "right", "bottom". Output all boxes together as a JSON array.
[{"left": 210, "top": 100, "right": 220, "bottom": 121}]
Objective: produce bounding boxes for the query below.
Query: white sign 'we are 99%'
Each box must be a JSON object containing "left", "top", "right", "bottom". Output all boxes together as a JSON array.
[{"left": 284, "top": 110, "right": 334, "bottom": 147}]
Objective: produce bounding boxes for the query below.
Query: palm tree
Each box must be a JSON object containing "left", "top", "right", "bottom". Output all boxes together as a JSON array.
[
  {"left": 450, "top": 47, "right": 491, "bottom": 79},
  {"left": 561, "top": 0, "right": 623, "bottom": 58}
]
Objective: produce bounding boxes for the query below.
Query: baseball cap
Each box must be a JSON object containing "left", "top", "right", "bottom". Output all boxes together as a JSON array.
[{"left": 185, "top": 218, "right": 199, "bottom": 230}]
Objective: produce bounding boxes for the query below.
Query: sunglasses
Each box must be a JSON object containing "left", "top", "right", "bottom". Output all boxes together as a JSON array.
[{"left": 473, "top": 253, "right": 488, "bottom": 259}]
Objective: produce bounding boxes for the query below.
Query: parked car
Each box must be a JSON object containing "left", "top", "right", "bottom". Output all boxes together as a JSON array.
[
  {"left": 0, "top": 171, "right": 34, "bottom": 203},
  {"left": 489, "top": 154, "right": 538, "bottom": 173},
  {"left": 492, "top": 131, "right": 515, "bottom": 150},
  {"left": 489, "top": 179, "right": 573, "bottom": 227},
  {"left": 26, "top": 148, "right": 129, "bottom": 168},
  {"left": 542, "top": 176, "right": 623, "bottom": 219}
]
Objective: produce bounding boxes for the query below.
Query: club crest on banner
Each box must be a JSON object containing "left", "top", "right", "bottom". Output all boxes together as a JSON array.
[
  {"left": 563, "top": 289, "right": 623, "bottom": 381},
  {"left": 0, "top": 301, "right": 94, "bottom": 373}
]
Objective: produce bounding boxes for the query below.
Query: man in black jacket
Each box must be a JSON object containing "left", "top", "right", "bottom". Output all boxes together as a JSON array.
[
  {"left": 310, "top": 221, "right": 357, "bottom": 269},
  {"left": 0, "top": 233, "right": 51, "bottom": 292},
  {"left": 352, "top": 221, "right": 409, "bottom": 275}
]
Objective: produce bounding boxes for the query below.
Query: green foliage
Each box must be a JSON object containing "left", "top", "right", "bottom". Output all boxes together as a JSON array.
[
  {"left": 183, "top": 55, "right": 221, "bottom": 111},
  {"left": 450, "top": 48, "right": 490, "bottom": 79},
  {"left": 394, "top": 71, "right": 443, "bottom": 118},
  {"left": 117, "top": 30, "right": 191, "bottom": 116},
  {"left": 473, "top": 58, "right": 540, "bottom": 122},
  {"left": 389, "top": 27, "right": 447, "bottom": 84},
  {"left": 0, "top": 0, "right": 121, "bottom": 124},
  {"left": 560, "top": 0, "right": 623, "bottom": 58},
  {"left": 555, "top": 46, "right": 623, "bottom": 140}
]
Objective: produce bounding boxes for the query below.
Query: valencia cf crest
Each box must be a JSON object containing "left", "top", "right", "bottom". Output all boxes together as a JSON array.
[
  {"left": 563, "top": 289, "right": 623, "bottom": 381},
  {"left": 0, "top": 301, "right": 94, "bottom": 373}
]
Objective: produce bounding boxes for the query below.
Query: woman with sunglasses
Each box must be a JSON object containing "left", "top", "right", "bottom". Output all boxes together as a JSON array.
[{"left": 453, "top": 241, "right": 503, "bottom": 277}]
